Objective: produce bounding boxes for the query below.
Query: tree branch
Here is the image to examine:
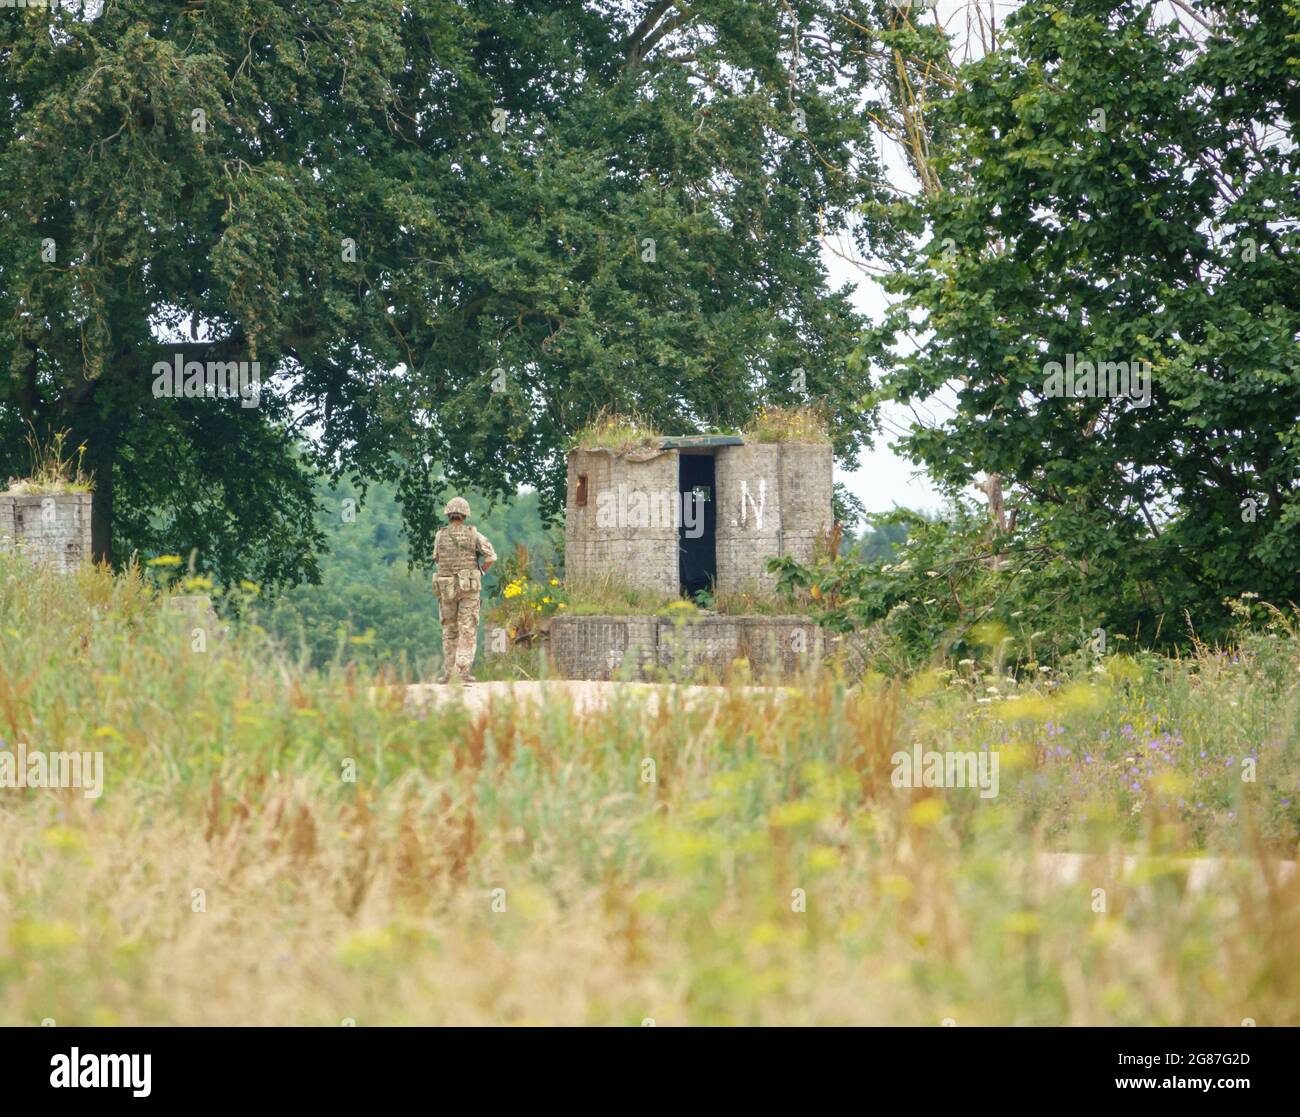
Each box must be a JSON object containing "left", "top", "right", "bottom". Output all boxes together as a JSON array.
[{"left": 624, "top": 1, "right": 676, "bottom": 62}]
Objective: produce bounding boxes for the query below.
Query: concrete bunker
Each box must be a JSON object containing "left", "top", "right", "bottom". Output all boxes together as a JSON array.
[{"left": 564, "top": 434, "right": 833, "bottom": 598}]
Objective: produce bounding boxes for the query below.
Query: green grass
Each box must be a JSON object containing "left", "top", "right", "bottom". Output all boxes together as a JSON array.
[
  {"left": 742, "top": 404, "right": 832, "bottom": 444},
  {"left": 569, "top": 410, "right": 661, "bottom": 453},
  {"left": 0, "top": 552, "right": 1297, "bottom": 1025}
]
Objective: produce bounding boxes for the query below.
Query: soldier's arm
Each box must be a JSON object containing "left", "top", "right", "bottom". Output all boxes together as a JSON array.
[{"left": 476, "top": 531, "right": 497, "bottom": 572}]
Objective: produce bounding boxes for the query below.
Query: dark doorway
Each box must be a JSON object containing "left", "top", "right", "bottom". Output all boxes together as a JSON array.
[{"left": 678, "top": 453, "right": 716, "bottom": 598}]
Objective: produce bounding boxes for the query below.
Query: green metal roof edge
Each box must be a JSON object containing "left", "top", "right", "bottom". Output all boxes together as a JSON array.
[{"left": 655, "top": 434, "right": 745, "bottom": 449}]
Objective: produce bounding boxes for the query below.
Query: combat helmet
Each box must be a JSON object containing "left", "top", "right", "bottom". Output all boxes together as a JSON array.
[{"left": 443, "top": 496, "right": 471, "bottom": 520}]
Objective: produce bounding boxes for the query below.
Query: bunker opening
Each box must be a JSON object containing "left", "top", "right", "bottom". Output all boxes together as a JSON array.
[{"left": 678, "top": 451, "right": 716, "bottom": 598}]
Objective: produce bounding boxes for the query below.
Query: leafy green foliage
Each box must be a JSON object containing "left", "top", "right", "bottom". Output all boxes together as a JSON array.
[
  {"left": 1, "top": 0, "right": 893, "bottom": 582},
  {"left": 772, "top": 502, "right": 1116, "bottom": 674},
  {"left": 868, "top": 0, "right": 1300, "bottom": 647}
]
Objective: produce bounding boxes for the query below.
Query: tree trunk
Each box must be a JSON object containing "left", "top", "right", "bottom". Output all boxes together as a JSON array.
[
  {"left": 979, "top": 473, "right": 1007, "bottom": 569},
  {"left": 67, "top": 387, "right": 115, "bottom": 567},
  {"left": 89, "top": 429, "right": 114, "bottom": 567}
]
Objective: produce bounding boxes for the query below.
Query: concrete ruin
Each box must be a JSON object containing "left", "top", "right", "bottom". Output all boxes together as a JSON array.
[
  {"left": 564, "top": 435, "right": 833, "bottom": 597},
  {"left": 0, "top": 490, "right": 93, "bottom": 573},
  {"left": 547, "top": 613, "right": 835, "bottom": 682},
  {"left": 489, "top": 434, "right": 841, "bottom": 682}
]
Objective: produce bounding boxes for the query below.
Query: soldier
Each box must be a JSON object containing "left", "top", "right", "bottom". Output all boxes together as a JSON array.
[{"left": 432, "top": 496, "right": 497, "bottom": 684}]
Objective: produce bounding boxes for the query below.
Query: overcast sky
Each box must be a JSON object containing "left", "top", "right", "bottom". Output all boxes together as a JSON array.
[
  {"left": 823, "top": 243, "right": 946, "bottom": 519},
  {"left": 823, "top": 0, "right": 1031, "bottom": 522}
]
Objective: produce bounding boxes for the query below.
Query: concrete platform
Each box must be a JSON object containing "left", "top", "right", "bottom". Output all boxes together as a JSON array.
[{"left": 379, "top": 679, "right": 793, "bottom": 716}]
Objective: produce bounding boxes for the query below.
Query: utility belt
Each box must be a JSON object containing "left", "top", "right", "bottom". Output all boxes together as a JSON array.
[{"left": 435, "top": 568, "right": 481, "bottom": 601}]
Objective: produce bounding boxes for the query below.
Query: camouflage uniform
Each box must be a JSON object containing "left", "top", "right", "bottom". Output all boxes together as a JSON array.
[{"left": 433, "top": 509, "right": 497, "bottom": 681}]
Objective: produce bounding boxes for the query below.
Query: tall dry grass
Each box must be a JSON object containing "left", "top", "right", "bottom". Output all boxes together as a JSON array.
[{"left": 0, "top": 554, "right": 1296, "bottom": 1024}]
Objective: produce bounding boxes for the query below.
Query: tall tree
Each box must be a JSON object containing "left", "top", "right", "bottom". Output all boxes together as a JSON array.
[
  {"left": 1, "top": 0, "right": 895, "bottom": 583},
  {"left": 870, "top": 0, "right": 1300, "bottom": 640}
]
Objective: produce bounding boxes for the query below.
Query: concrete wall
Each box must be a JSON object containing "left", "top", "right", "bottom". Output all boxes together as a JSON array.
[
  {"left": 548, "top": 614, "right": 660, "bottom": 679},
  {"left": 564, "top": 448, "right": 679, "bottom": 596},
  {"left": 713, "top": 442, "right": 833, "bottom": 592},
  {"left": 546, "top": 613, "right": 832, "bottom": 681},
  {"left": 777, "top": 442, "right": 835, "bottom": 569},
  {"left": 714, "top": 443, "right": 783, "bottom": 592},
  {"left": 0, "top": 491, "right": 93, "bottom": 573}
]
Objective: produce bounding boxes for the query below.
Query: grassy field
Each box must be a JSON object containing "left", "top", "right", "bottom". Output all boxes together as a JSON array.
[{"left": 1, "top": 553, "right": 1297, "bottom": 1025}]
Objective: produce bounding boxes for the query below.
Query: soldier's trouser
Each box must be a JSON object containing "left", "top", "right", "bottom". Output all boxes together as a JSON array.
[{"left": 437, "top": 589, "right": 481, "bottom": 676}]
